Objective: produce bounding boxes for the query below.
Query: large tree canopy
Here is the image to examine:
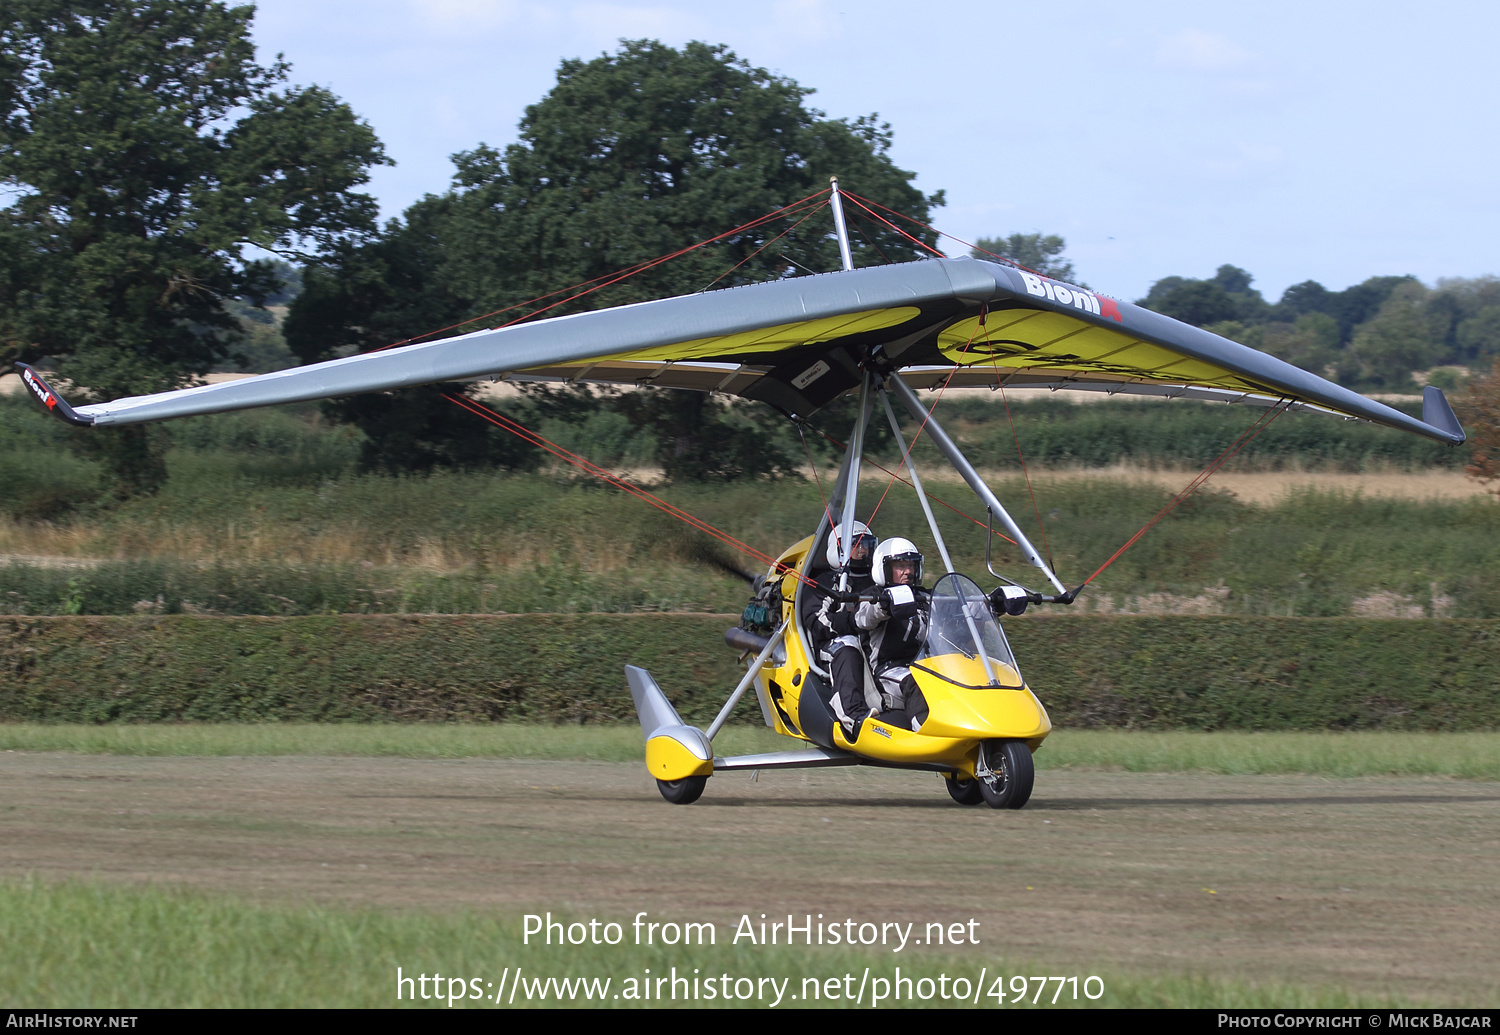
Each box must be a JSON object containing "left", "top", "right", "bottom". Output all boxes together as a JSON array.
[
  {"left": 0, "top": 0, "right": 387, "bottom": 493},
  {"left": 289, "top": 39, "right": 942, "bottom": 479}
]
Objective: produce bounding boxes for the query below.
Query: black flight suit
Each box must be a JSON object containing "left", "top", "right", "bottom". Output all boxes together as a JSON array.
[{"left": 799, "top": 566, "right": 876, "bottom": 735}]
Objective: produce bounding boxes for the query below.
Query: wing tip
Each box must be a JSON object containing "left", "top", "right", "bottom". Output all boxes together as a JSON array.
[
  {"left": 1422, "top": 385, "right": 1466, "bottom": 444},
  {"left": 11, "top": 363, "right": 94, "bottom": 427}
]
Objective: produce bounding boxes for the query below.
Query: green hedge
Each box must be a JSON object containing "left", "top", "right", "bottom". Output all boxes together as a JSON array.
[{"left": 2, "top": 615, "right": 1496, "bottom": 730}]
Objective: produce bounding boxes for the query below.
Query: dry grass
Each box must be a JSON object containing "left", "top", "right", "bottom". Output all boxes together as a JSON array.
[
  {"left": 845, "top": 461, "right": 1489, "bottom": 505},
  {"left": 1020, "top": 465, "right": 1487, "bottom": 504}
]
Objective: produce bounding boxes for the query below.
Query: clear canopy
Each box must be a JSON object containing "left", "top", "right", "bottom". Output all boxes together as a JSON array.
[{"left": 916, "top": 573, "right": 1024, "bottom": 689}]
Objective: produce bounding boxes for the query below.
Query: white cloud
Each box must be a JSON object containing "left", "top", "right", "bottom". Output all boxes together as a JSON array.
[{"left": 1155, "top": 28, "right": 1256, "bottom": 74}]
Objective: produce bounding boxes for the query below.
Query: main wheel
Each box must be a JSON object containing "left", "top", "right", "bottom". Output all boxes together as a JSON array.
[
  {"left": 976, "top": 739, "right": 1034, "bottom": 810},
  {"left": 656, "top": 775, "right": 707, "bottom": 805},
  {"left": 945, "top": 775, "right": 984, "bottom": 805}
]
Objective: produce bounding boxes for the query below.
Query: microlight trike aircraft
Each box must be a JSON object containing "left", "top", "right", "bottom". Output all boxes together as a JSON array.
[{"left": 14, "top": 180, "right": 1466, "bottom": 810}]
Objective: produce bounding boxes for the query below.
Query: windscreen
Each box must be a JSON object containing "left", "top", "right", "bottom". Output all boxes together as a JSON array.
[{"left": 917, "top": 573, "right": 1023, "bottom": 688}]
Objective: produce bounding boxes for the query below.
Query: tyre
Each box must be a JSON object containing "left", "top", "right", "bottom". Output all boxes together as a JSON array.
[
  {"left": 976, "top": 739, "right": 1034, "bottom": 810},
  {"left": 656, "top": 775, "right": 707, "bottom": 805},
  {"left": 945, "top": 775, "right": 984, "bottom": 805}
]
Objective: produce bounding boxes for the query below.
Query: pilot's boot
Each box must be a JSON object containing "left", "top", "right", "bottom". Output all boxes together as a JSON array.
[{"left": 831, "top": 645, "right": 869, "bottom": 741}]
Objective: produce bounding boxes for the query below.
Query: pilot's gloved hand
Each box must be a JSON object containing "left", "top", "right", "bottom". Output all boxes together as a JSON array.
[
  {"left": 855, "top": 599, "right": 886, "bottom": 630},
  {"left": 989, "top": 584, "right": 1031, "bottom": 617},
  {"left": 880, "top": 584, "right": 919, "bottom": 620}
]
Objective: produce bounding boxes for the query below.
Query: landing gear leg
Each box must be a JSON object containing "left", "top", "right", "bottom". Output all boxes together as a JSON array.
[{"left": 975, "top": 739, "right": 1034, "bottom": 810}]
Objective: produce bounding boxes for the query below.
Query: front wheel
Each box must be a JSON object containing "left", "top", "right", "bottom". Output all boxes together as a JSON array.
[
  {"left": 976, "top": 739, "right": 1034, "bottom": 810},
  {"left": 945, "top": 774, "right": 984, "bottom": 805},
  {"left": 656, "top": 775, "right": 707, "bottom": 805}
]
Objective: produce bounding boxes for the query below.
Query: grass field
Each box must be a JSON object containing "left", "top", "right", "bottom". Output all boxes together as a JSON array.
[
  {"left": 3, "top": 749, "right": 1495, "bottom": 1008},
  {"left": 3, "top": 725, "right": 1499, "bottom": 779},
  {"left": 0, "top": 878, "right": 1410, "bottom": 1008}
]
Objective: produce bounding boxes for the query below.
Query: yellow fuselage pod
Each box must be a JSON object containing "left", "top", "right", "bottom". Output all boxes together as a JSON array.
[
  {"left": 646, "top": 733, "right": 714, "bottom": 781},
  {"left": 753, "top": 538, "right": 1051, "bottom": 777}
]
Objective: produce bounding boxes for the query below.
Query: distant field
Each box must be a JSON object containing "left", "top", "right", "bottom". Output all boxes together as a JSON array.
[
  {"left": 1015, "top": 465, "right": 1486, "bottom": 504},
  {"left": 2, "top": 392, "right": 1495, "bottom": 618}
]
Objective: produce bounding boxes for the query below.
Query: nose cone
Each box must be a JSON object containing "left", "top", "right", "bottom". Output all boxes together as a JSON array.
[{"left": 917, "top": 681, "right": 1052, "bottom": 741}]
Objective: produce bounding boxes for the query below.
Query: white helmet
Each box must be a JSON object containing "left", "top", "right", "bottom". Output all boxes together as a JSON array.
[
  {"left": 825, "top": 521, "right": 877, "bottom": 573},
  {"left": 872, "top": 537, "right": 923, "bottom": 587}
]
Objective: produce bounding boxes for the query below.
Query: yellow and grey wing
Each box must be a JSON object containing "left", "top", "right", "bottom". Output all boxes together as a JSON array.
[{"left": 28, "top": 257, "right": 1463, "bottom": 444}]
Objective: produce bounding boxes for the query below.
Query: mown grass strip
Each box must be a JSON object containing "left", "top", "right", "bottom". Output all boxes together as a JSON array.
[
  {"left": 0, "top": 723, "right": 787, "bottom": 760},
  {"left": 1038, "top": 730, "right": 1500, "bottom": 779},
  {"left": 0, "top": 879, "right": 1427, "bottom": 1008},
  {"left": 2, "top": 724, "right": 1497, "bottom": 780}
]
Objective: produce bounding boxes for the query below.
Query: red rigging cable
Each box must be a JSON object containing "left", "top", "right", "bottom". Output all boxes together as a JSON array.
[
  {"left": 404, "top": 190, "right": 857, "bottom": 589},
  {"left": 486, "top": 195, "right": 830, "bottom": 334},
  {"left": 445, "top": 392, "right": 816, "bottom": 587},
  {"left": 810, "top": 424, "right": 1017, "bottom": 546},
  {"left": 795, "top": 422, "right": 837, "bottom": 539},
  {"left": 369, "top": 189, "right": 832, "bottom": 353},
  {"left": 841, "top": 190, "right": 1065, "bottom": 283},
  {"left": 837, "top": 193, "right": 947, "bottom": 259},
  {"left": 866, "top": 364, "right": 961, "bottom": 526},
  {"left": 699, "top": 199, "right": 831, "bottom": 292},
  {"left": 422, "top": 187, "right": 1280, "bottom": 593},
  {"left": 1080, "top": 400, "right": 1291, "bottom": 588},
  {"left": 844, "top": 209, "right": 896, "bottom": 266}
]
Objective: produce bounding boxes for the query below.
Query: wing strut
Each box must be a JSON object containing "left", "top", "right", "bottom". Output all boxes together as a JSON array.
[
  {"left": 835, "top": 370, "right": 874, "bottom": 579},
  {"left": 878, "top": 387, "right": 1000, "bottom": 686},
  {"left": 886, "top": 375, "right": 1068, "bottom": 595}
]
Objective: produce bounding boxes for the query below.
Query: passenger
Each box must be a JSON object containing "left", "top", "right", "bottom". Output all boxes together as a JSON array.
[
  {"left": 854, "top": 537, "right": 931, "bottom": 732},
  {"left": 799, "top": 521, "right": 881, "bottom": 740}
]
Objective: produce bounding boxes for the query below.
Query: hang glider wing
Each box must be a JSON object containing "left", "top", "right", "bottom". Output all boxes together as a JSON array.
[{"left": 16, "top": 257, "right": 1465, "bottom": 444}]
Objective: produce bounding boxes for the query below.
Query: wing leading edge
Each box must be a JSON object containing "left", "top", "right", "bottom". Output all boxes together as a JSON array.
[{"left": 23, "top": 257, "right": 1465, "bottom": 445}]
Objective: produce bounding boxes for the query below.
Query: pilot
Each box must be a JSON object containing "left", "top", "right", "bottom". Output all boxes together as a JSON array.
[
  {"left": 854, "top": 537, "right": 931, "bottom": 732},
  {"left": 800, "top": 521, "right": 881, "bottom": 739}
]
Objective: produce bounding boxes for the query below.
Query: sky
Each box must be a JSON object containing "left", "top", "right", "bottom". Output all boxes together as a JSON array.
[{"left": 249, "top": 0, "right": 1500, "bottom": 302}]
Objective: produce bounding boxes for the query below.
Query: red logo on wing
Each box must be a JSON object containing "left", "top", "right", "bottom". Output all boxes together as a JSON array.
[
  {"left": 21, "top": 369, "right": 57, "bottom": 407},
  {"left": 1098, "top": 296, "right": 1123, "bottom": 323}
]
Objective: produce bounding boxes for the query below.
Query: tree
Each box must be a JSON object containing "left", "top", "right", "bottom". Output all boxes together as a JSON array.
[
  {"left": 290, "top": 39, "right": 943, "bottom": 480},
  {"left": 1458, "top": 358, "right": 1500, "bottom": 497},
  {"left": 1348, "top": 280, "right": 1443, "bottom": 389},
  {"left": 971, "top": 233, "right": 1077, "bottom": 283},
  {"left": 0, "top": 0, "right": 387, "bottom": 495},
  {"left": 1139, "top": 264, "right": 1267, "bottom": 326}
]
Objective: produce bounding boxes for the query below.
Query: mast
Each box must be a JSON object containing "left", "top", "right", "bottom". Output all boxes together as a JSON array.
[{"left": 828, "top": 175, "right": 855, "bottom": 272}]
